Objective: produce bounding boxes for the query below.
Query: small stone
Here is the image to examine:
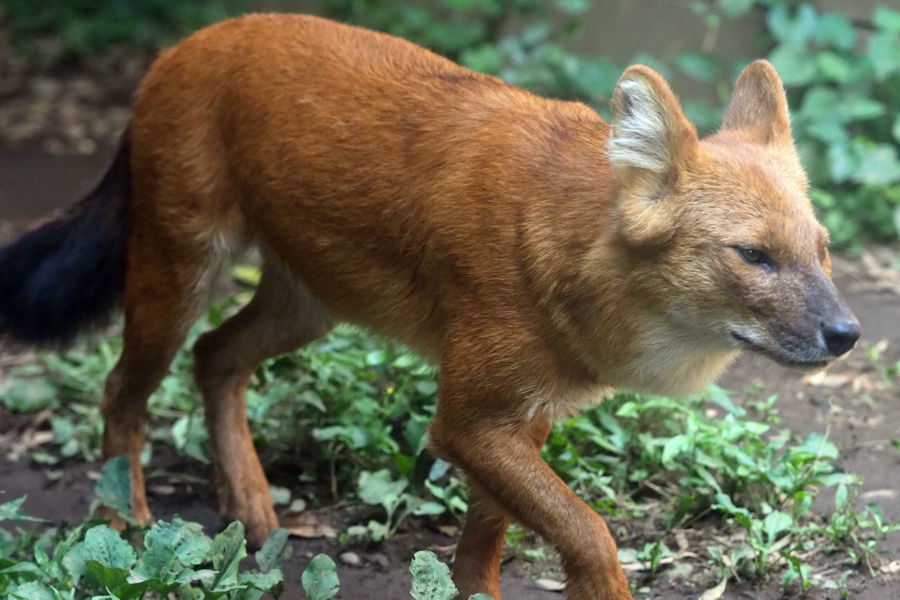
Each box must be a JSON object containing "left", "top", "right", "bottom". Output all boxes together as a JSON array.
[
  {"left": 339, "top": 551, "right": 362, "bottom": 567},
  {"left": 369, "top": 552, "right": 389, "bottom": 569}
]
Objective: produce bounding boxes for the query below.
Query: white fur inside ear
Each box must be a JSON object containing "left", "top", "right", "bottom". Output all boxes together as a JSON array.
[{"left": 608, "top": 77, "right": 670, "bottom": 173}]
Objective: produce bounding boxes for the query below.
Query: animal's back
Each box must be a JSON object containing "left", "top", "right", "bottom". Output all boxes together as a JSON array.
[{"left": 130, "top": 13, "right": 611, "bottom": 354}]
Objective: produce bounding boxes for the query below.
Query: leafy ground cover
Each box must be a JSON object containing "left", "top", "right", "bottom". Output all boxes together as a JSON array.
[{"left": 1, "top": 456, "right": 485, "bottom": 600}]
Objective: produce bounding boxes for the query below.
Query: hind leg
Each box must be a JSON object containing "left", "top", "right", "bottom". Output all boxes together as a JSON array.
[
  {"left": 193, "top": 261, "right": 333, "bottom": 546},
  {"left": 100, "top": 228, "right": 208, "bottom": 526}
]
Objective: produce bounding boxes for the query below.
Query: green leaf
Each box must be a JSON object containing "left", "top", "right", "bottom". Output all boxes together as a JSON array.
[
  {"left": 358, "top": 469, "right": 408, "bottom": 510},
  {"left": 838, "top": 97, "right": 885, "bottom": 121},
  {"left": 415, "top": 379, "right": 439, "bottom": 396},
  {"left": 62, "top": 539, "right": 92, "bottom": 584},
  {"left": 255, "top": 528, "right": 291, "bottom": 573},
  {"left": 762, "top": 511, "right": 793, "bottom": 545},
  {"left": 717, "top": 0, "right": 753, "bottom": 18},
  {"left": 0, "top": 496, "right": 44, "bottom": 523},
  {"left": 7, "top": 581, "right": 58, "bottom": 600},
  {"left": 554, "top": 0, "right": 589, "bottom": 15},
  {"left": 133, "top": 518, "right": 211, "bottom": 583},
  {"left": 834, "top": 483, "right": 848, "bottom": 510},
  {"left": 814, "top": 13, "right": 856, "bottom": 50},
  {"left": 874, "top": 6, "right": 900, "bottom": 32},
  {"left": 270, "top": 486, "right": 291, "bottom": 506},
  {"left": 0, "top": 378, "right": 58, "bottom": 411},
  {"left": 208, "top": 521, "right": 248, "bottom": 592},
  {"left": 853, "top": 143, "right": 900, "bottom": 185},
  {"left": 675, "top": 51, "right": 719, "bottom": 82},
  {"left": 768, "top": 45, "right": 816, "bottom": 86},
  {"left": 241, "top": 567, "right": 284, "bottom": 591},
  {"left": 767, "top": 4, "right": 818, "bottom": 46},
  {"left": 84, "top": 560, "right": 130, "bottom": 594},
  {"left": 892, "top": 114, "right": 900, "bottom": 143},
  {"left": 868, "top": 32, "right": 900, "bottom": 81},
  {"left": 411, "top": 500, "right": 446, "bottom": 517},
  {"left": 365, "top": 350, "right": 389, "bottom": 366},
  {"left": 410, "top": 551, "right": 457, "bottom": 600},
  {"left": 468, "top": 595, "right": 495, "bottom": 600},
  {"left": 301, "top": 554, "right": 339, "bottom": 600},
  {"left": 95, "top": 455, "right": 132, "bottom": 517},
  {"left": 661, "top": 435, "right": 689, "bottom": 467},
  {"left": 83, "top": 524, "right": 136, "bottom": 569},
  {"left": 816, "top": 52, "right": 851, "bottom": 83},
  {"left": 232, "top": 264, "right": 262, "bottom": 287}
]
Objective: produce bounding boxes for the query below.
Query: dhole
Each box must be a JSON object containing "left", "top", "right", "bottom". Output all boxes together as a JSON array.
[{"left": 0, "top": 14, "right": 859, "bottom": 600}]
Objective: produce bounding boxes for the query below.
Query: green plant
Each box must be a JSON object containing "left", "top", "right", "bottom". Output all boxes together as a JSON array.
[
  {"left": 0, "top": 458, "right": 292, "bottom": 600},
  {"left": 2, "top": 0, "right": 245, "bottom": 64},
  {"left": 301, "top": 554, "right": 339, "bottom": 600},
  {"left": 348, "top": 468, "right": 446, "bottom": 541},
  {"left": 635, "top": 540, "right": 674, "bottom": 575},
  {"left": 409, "top": 550, "right": 494, "bottom": 600}
]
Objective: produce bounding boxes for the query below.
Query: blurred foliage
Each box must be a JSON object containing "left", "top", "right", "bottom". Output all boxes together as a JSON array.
[{"left": 0, "top": 0, "right": 244, "bottom": 63}]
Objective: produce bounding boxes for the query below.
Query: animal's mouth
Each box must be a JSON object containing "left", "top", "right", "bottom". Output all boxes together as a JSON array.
[{"left": 730, "top": 332, "right": 829, "bottom": 371}]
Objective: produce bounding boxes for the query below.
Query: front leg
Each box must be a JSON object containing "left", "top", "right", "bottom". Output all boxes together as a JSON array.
[
  {"left": 453, "top": 421, "right": 551, "bottom": 600},
  {"left": 431, "top": 376, "right": 631, "bottom": 600}
]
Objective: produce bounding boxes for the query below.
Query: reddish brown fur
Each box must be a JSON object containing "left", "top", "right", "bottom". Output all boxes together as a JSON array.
[{"left": 43, "top": 14, "right": 857, "bottom": 600}]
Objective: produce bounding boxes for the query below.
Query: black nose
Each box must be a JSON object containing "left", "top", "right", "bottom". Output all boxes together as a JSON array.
[{"left": 822, "top": 320, "right": 860, "bottom": 356}]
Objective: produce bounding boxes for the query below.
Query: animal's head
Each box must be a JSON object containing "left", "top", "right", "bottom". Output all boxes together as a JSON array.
[{"left": 608, "top": 60, "right": 859, "bottom": 370}]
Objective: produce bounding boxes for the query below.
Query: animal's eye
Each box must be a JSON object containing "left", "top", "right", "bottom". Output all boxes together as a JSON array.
[{"left": 735, "top": 246, "right": 774, "bottom": 269}]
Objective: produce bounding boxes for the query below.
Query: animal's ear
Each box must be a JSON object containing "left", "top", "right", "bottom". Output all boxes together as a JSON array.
[
  {"left": 608, "top": 65, "right": 699, "bottom": 245},
  {"left": 609, "top": 65, "right": 700, "bottom": 187},
  {"left": 720, "top": 60, "right": 792, "bottom": 147}
]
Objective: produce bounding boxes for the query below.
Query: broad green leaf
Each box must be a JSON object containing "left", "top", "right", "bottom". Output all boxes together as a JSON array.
[
  {"left": 7, "top": 581, "right": 58, "bottom": 600},
  {"left": 301, "top": 554, "right": 339, "bottom": 600},
  {"left": 469, "top": 595, "right": 495, "bottom": 600},
  {"left": 62, "top": 540, "right": 92, "bottom": 584},
  {"left": 816, "top": 52, "right": 851, "bottom": 83},
  {"left": 0, "top": 378, "right": 58, "bottom": 411},
  {"left": 358, "top": 469, "right": 408, "bottom": 510},
  {"left": 241, "top": 567, "right": 284, "bottom": 590},
  {"left": 208, "top": 521, "right": 248, "bottom": 592},
  {"left": 84, "top": 560, "right": 130, "bottom": 594},
  {"left": 133, "top": 518, "right": 210, "bottom": 583},
  {"left": 814, "top": 13, "right": 856, "bottom": 50},
  {"left": 255, "top": 528, "right": 291, "bottom": 573},
  {"left": 766, "top": 3, "right": 818, "bottom": 46},
  {"left": 762, "top": 511, "right": 793, "bottom": 545},
  {"left": 95, "top": 456, "right": 132, "bottom": 516},
  {"left": 410, "top": 551, "right": 457, "bottom": 600},
  {"left": 83, "top": 525, "right": 136, "bottom": 569},
  {"left": 868, "top": 32, "right": 900, "bottom": 81}
]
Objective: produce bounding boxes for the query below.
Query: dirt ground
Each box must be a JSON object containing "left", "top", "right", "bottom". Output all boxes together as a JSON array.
[{"left": 1, "top": 140, "right": 899, "bottom": 598}]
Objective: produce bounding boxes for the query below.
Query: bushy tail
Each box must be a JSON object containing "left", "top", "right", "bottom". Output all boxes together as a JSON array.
[{"left": 0, "top": 130, "right": 133, "bottom": 346}]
